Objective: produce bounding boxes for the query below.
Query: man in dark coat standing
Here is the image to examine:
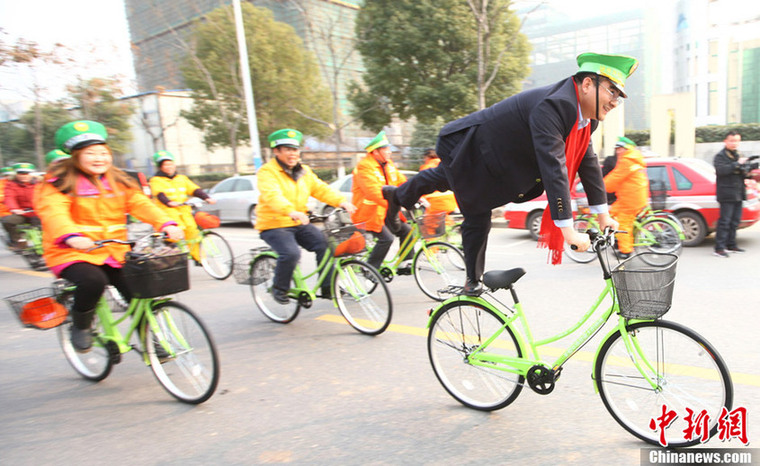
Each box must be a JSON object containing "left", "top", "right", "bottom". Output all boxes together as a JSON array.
[
  {"left": 387, "top": 53, "right": 639, "bottom": 294},
  {"left": 713, "top": 131, "right": 748, "bottom": 257}
]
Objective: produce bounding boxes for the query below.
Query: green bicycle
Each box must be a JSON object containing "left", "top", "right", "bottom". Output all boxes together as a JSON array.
[
  {"left": 6, "top": 235, "right": 220, "bottom": 404},
  {"left": 246, "top": 210, "right": 392, "bottom": 335},
  {"left": 426, "top": 228, "right": 732, "bottom": 447},
  {"left": 565, "top": 206, "right": 684, "bottom": 265},
  {"left": 364, "top": 209, "right": 466, "bottom": 302}
]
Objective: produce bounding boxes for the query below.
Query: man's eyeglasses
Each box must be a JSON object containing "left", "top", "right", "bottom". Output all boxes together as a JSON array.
[{"left": 600, "top": 82, "right": 624, "bottom": 103}]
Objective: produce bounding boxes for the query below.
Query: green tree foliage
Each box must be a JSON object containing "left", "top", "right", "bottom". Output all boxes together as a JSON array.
[
  {"left": 65, "top": 77, "right": 135, "bottom": 160},
  {"left": 350, "top": 0, "right": 530, "bottom": 130},
  {"left": 180, "top": 3, "right": 332, "bottom": 156}
]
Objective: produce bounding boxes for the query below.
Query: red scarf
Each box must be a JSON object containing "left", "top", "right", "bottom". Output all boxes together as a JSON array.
[{"left": 538, "top": 86, "right": 591, "bottom": 265}]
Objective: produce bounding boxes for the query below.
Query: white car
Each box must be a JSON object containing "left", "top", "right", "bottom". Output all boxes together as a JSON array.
[
  {"left": 308, "top": 170, "right": 418, "bottom": 216},
  {"left": 189, "top": 175, "right": 259, "bottom": 227}
]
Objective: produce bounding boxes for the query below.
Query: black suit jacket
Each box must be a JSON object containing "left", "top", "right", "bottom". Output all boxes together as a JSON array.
[{"left": 436, "top": 77, "right": 607, "bottom": 218}]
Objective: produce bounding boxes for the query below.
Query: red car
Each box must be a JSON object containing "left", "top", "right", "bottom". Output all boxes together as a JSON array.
[{"left": 503, "top": 158, "right": 760, "bottom": 246}]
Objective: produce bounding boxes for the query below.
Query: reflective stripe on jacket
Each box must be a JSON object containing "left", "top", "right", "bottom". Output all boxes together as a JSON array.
[
  {"left": 351, "top": 154, "right": 407, "bottom": 232},
  {"left": 255, "top": 158, "right": 345, "bottom": 231},
  {"left": 36, "top": 175, "right": 175, "bottom": 269}
]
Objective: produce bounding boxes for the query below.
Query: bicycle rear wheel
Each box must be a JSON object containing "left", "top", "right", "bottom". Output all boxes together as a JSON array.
[
  {"left": 413, "top": 241, "right": 466, "bottom": 301},
  {"left": 57, "top": 303, "right": 113, "bottom": 382},
  {"left": 634, "top": 219, "right": 682, "bottom": 265},
  {"left": 334, "top": 259, "right": 392, "bottom": 335},
  {"left": 249, "top": 254, "right": 300, "bottom": 323},
  {"left": 145, "top": 301, "right": 219, "bottom": 404},
  {"left": 428, "top": 301, "right": 524, "bottom": 411},
  {"left": 199, "top": 231, "right": 234, "bottom": 280},
  {"left": 595, "top": 320, "right": 732, "bottom": 447},
  {"left": 564, "top": 218, "right": 597, "bottom": 263}
]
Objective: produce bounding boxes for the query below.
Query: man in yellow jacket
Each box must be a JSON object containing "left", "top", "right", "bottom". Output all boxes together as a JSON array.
[
  {"left": 604, "top": 136, "right": 649, "bottom": 258},
  {"left": 256, "top": 129, "right": 355, "bottom": 304},
  {"left": 149, "top": 151, "right": 216, "bottom": 262},
  {"left": 352, "top": 131, "right": 410, "bottom": 271}
]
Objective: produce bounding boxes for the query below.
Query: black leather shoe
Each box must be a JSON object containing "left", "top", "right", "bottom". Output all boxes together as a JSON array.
[
  {"left": 71, "top": 327, "right": 93, "bottom": 353},
  {"left": 462, "top": 278, "right": 483, "bottom": 296},
  {"left": 272, "top": 288, "right": 289, "bottom": 305}
]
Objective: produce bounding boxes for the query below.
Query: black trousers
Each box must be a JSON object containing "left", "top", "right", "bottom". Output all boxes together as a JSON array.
[{"left": 59, "top": 262, "right": 132, "bottom": 314}]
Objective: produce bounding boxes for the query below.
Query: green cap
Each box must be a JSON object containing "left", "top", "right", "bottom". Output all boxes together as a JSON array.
[
  {"left": 576, "top": 53, "right": 639, "bottom": 98},
  {"left": 55, "top": 120, "right": 108, "bottom": 154},
  {"left": 365, "top": 131, "right": 390, "bottom": 152},
  {"left": 12, "top": 162, "right": 36, "bottom": 173},
  {"left": 45, "top": 149, "right": 70, "bottom": 165},
  {"left": 1, "top": 166, "right": 14, "bottom": 175},
  {"left": 615, "top": 136, "right": 636, "bottom": 149},
  {"left": 268, "top": 128, "right": 303, "bottom": 148},
  {"left": 153, "top": 150, "right": 175, "bottom": 165}
]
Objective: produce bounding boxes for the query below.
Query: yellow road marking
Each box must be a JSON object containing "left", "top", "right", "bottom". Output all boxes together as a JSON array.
[
  {"left": 0, "top": 265, "right": 52, "bottom": 278},
  {"left": 316, "top": 314, "right": 760, "bottom": 387}
]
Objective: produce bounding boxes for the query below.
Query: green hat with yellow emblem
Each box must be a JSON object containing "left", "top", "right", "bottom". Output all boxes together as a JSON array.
[
  {"left": 55, "top": 120, "right": 108, "bottom": 154},
  {"left": 153, "top": 150, "right": 175, "bottom": 166},
  {"left": 1, "top": 166, "right": 14, "bottom": 175},
  {"left": 576, "top": 53, "right": 639, "bottom": 98},
  {"left": 268, "top": 129, "right": 303, "bottom": 148},
  {"left": 615, "top": 136, "right": 636, "bottom": 149},
  {"left": 45, "top": 149, "right": 70, "bottom": 165},
  {"left": 12, "top": 162, "right": 36, "bottom": 173},
  {"left": 365, "top": 131, "right": 390, "bottom": 152}
]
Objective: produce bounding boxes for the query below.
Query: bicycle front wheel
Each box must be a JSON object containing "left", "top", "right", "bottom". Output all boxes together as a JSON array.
[
  {"left": 634, "top": 219, "right": 682, "bottom": 264},
  {"left": 199, "top": 231, "right": 234, "bottom": 280},
  {"left": 428, "top": 301, "right": 524, "bottom": 411},
  {"left": 413, "top": 241, "right": 466, "bottom": 301},
  {"left": 334, "top": 259, "right": 392, "bottom": 335},
  {"left": 564, "top": 218, "right": 597, "bottom": 264},
  {"left": 250, "top": 254, "right": 299, "bottom": 323},
  {"left": 595, "top": 320, "right": 732, "bottom": 447},
  {"left": 145, "top": 301, "right": 219, "bottom": 404},
  {"left": 57, "top": 306, "right": 113, "bottom": 382}
]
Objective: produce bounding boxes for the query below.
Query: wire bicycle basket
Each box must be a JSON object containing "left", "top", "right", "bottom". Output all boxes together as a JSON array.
[
  {"left": 610, "top": 252, "right": 678, "bottom": 319},
  {"left": 419, "top": 212, "right": 447, "bottom": 239},
  {"left": 324, "top": 211, "right": 366, "bottom": 257},
  {"left": 4, "top": 287, "right": 69, "bottom": 329}
]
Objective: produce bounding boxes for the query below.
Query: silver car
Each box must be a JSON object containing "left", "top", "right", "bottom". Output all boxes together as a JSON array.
[{"left": 189, "top": 175, "right": 259, "bottom": 227}]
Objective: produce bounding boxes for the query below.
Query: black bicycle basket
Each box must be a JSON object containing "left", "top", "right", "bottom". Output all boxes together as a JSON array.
[{"left": 122, "top": 249, "right": 189, "bottom": 298}]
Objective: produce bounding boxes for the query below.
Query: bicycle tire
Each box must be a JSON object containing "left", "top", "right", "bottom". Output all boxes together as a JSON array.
[
  {"left": 57, "top": 300, "right": 113, "bottom": 382},
  {"left": 634, "top": 218, "right": 683, "bottom": 265},
  {"left": 249, "top": 254, "right": 300, "bottom": 323},
  {"left": 564, "top": 217, "right": 597, "bottom": 264},
  {"left": 333, "top": 259, "right": 392, "bottom": 335},
  {"left": 145, "top": 301, "right": 220, "bottom": 404},
  {"left": 413, "top": 241, "right": 466, "bottom": 301},
  {"left": 595, "top": 320, "right": 733, "bottom": 447},
  {"left": 199, "top": 231, "right": 234, "bottom": 280},
  {"left": 428, "top": 300, "right": 524, "bottom": 411}
]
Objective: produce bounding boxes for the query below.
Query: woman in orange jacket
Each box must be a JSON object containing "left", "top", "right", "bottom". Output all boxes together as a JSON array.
[
  {"left": 604, "top": 137, "right": 649, "bottom": 257},
  {"left": 351, "top": 131, "right": 409, "bottom": 270},
  {"left": 36, "top": 120, "right": 184, "bottom": 352}
]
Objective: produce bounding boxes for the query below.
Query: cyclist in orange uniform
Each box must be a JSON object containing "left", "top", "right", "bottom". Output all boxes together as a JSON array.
[
  {"left": 419, "top": 149, "right": 458, "bottom": 236},
  {"left": 352, "top": 131, "right": 410, "bottom": 270},
  {"left": 36, "top": 120, "right": 183, "bottom": 353},
  {"left": 603, "top": 136, "right": 649, "bottom": 258},
  {"left": 148, "top": 151, "right": 216, "bottom": 263},
  {"left": 33, "top": 149, "right": 71, "bottom": 208}
]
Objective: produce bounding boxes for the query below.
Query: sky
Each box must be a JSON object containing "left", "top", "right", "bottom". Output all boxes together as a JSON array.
[{"left": 0, "top": 0, "right": 135, "bottom": 104}]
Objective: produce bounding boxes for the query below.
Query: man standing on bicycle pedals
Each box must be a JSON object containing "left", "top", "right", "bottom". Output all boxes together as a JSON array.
[
  {"left": 36, "top": 120, "right": 184, "bottom": 353},
  {"left": 353, "top": 131, "right": 422, "bottom": 272},
  {"left": 384, "top": 52, "right": 637, "bottom": 294},
  {"left": 256, "top": 128, "right": 356, "bottom": 305},
  {"left": 149, "top": 151, "right": 217, "bottom": 264},
  {"left": 603, "top": 137, "right": 649, "bottom": 259},
  {"left": 2, "top": 162, "right": 40, "bottom": 251}
]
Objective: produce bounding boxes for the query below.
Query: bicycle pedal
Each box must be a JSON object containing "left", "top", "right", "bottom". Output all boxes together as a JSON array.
[{"left": 396, "top": 266, "right": 412, "bottom": 276}]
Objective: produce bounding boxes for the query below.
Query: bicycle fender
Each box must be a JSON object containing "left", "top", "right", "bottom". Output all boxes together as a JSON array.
[
  {"left": 425, "top": 295, "right": 490, "bottom": 328},
  {"left": 590, "top": 317, "right": 659, "bottom": 393}
]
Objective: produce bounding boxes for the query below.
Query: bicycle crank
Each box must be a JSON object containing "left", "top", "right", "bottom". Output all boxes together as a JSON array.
[
  {"left": 379, "top": 267, "right": 394, "bottom": 283},
  {"left": 297, "top": 291, "right": 313, "bottom": 309},
  {"left": 527, "top": 365, "right": 560, "bottom": 395}
]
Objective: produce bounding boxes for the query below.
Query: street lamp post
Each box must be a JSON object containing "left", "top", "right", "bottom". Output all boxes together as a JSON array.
[{"left": 232, "top": 0, "right": 262, "bottom": 171}]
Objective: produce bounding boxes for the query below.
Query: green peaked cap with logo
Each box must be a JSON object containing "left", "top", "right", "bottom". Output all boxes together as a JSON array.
[
  {"left": 153, "top": 150, "right": 175, "bottom": 165},
  {"left": 268, "top": 128, "right": 303, "bottom": 148},
  {"left": 45, "top": 149, "right": 70, "bottom": 165},
  {"left": 55, "top": 120, "right": 108, "bottom": 154},
  {"left": 576, "top": 52, "right": 639, "bottom": 98},
  {"left": 365, "top": 131, "right": 390, "bottom": 152},
  {"left": 2, "top": 166, "right": 15, "bottom": 174},
  {"left": 615, "top": 136, "right": 636, "bottom": 149},
  {"left": 12, "top": 162, "right": 36, "bottom": 173}
]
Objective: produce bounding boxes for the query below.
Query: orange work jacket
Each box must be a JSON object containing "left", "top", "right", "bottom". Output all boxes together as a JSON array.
[
  {"left": 351, "top": 154, "right": 407, "bottom": 232},
  {"left": 0, "top": 179, "right": 9, "bottom": 217},
  {"left": 420, "top": 158, "right": 458, "bottom": 214},
  {"left": 604, "top": 148, "right": 649, "bottom": 212}
]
